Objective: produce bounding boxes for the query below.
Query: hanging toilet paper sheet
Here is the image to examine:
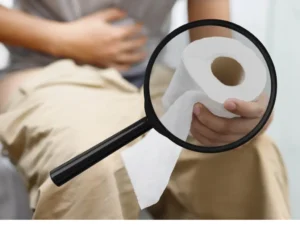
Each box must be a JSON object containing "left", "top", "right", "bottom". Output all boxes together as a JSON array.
[{"left": 121, "top": 37, "right": 267, "bottom": 209}]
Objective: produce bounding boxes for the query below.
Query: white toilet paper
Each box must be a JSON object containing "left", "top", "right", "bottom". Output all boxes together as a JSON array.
[{"left": 121, "top": 37, "right": 267, "bottom": 209}]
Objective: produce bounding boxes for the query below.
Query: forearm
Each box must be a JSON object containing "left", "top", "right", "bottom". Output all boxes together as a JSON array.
[
  {"left": 0, "top": 6, "right": 63, "bottom": 56},
  {"left": 188, "top": 0, "right": 235, "bottom": 84},
  {"left": 188, "top": 0, "right": 231, "bottom": 41}
]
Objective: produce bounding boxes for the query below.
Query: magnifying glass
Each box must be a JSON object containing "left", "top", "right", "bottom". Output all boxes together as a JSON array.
[{"left": 50, "top": 19, "right": 276, "bottom": 187}]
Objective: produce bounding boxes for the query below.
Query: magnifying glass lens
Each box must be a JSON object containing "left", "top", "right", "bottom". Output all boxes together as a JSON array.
[{"left": 148, "top": 25, "right": 271, "bottom": 150}]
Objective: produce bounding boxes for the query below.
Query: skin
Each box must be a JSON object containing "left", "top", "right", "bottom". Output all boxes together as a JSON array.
[
  {"left": 188, "top": 0, "right": 272, "bottom": 145},
  {"left": 0, "top": 7, "right": 146, "bottom": 112},
  {"left": 191, "top": 94, "right": 271, "bottom": 146},
  {"left": 0, "top": 7, "right": 147, "bottom": 70},
  {"left": 0, "top": 1, "right": 272, "bottom": 145}
]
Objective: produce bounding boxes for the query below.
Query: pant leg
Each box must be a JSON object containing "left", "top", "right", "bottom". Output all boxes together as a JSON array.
[
  {"left": 0, "top": 60, "right": 290, "bottom": 219},
  {"left": 148, "top": 65, "right": 291, "bottom": 219},
  {"left": 149, "top": 136, "right": 290, "bottom": 219},
  {"left": 0, "top": 60, "right": 144, "bottom": 219}
]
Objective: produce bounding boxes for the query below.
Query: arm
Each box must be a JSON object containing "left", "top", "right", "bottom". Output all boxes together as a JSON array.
[
  {"left": 0, "top": 6, "right": 146, "bottom": 70},
  {"left": 188, "top": 0, "right": 231, "bottom": 41},
  {"left": 188, "top": 0, "right": 273, "bottom": 142},
  {"left": 0, "top": 6, "right": 62, "bottom": 56},
  {"left": 188, "top": 0, "right": 235, "bottom": 84}
]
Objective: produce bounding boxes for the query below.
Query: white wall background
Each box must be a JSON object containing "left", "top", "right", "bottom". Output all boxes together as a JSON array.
[
  {"left": 0, "top": 0, "right": 299, "bottom": 219},
  {"left": 265, "top": 0, "right": 300, "bottom": 219}
]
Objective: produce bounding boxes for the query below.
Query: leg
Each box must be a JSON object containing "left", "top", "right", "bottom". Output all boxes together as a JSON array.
[
  {"left": 0, "top": 60, "right": 143, "bottom": 219},
  {"left": 148, "top": 65, "right": 291, "bottom": 219},
  {"left": 150, "top": 136, "right": 290, "bottom": 219}
]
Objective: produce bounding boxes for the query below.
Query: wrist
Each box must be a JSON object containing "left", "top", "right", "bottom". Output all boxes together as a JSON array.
[{"left": 45, "top": 22, "right": 72, "bottom": 58}]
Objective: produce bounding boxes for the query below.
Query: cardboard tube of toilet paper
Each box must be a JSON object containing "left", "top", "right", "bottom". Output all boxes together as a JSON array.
[{"left": 121, "top": 37, "right": 267, "bottom": 209}]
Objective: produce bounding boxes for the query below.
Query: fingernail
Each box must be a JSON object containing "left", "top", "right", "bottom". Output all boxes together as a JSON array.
[
  {"left": 193, "top": 104, "right": 200, "bottom": 116},
  {"left": 226, "top": 101, "right": 236, "bottom": 110}
]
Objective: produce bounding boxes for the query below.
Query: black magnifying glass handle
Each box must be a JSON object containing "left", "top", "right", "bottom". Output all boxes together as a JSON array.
[{"left": 50, "top": 117, "right": 152, "bottom": 186}]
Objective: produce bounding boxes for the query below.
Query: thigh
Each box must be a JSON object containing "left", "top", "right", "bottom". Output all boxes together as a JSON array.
[
  {"left": 0, "top": 60, "right": 144, "bottom": 219},
  {"left": 0, "top": 68, "right": 41, "bottom": 113},
  {"left": 150, "top": 135, "right": 290, "bottom": 219},
  {"left": 147, "top": 65, "right": 290, "bottom": 219}
]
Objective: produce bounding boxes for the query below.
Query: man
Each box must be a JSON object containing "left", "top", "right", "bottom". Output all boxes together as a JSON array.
[{"left": 0, "top": 0, "right": 290, "bottom": 219}]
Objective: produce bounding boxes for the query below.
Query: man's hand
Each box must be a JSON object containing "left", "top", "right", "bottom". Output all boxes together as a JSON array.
[
  {"left": 190, "top": 94, "right": 270, "bottom": 146},
  {"left": 57, "top": 8, "right": 147, "bottom": 71}
]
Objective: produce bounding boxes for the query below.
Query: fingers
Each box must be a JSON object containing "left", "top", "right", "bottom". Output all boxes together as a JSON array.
[
  {"left": 120, "top": 36, "right": 147, "bottom": 52},
  {"left": 109, "top": 63, "right": 130, "bottom": 72},
  {"left": 119, "top": 23, "right": 144, "bottom": 39},
  {"left": 191, "top": 93, "right": 268, "bottom": 146},
  {"left": 98, "top": 8, "right": 127, "bottom": 22},
  {"left": 193, "top": 103, "right": 230, "bottom": 134},
  {"left": 103, "top": 49, "right": 146, "bottom": 70},
  {"left": 190, "top": 115, "right": 241, "bottom": 146},
  {"left": 224, "top": 98, "right": 266, "bottom": 118},
  {"left": 193, "top": 103, "right": 260, "bottom": 135},
  {"left": 115, "top": 51, "right": 146, "bottom": 64},
  {"left": 115, "top": 35, "right": 147, "bottom": 64}
]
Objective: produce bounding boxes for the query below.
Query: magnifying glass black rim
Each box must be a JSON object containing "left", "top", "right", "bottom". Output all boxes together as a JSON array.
[{"left": 144, "top": 19, "right": 277, "bottom": 154}]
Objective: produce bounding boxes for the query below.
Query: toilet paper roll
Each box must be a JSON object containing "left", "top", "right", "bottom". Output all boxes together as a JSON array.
[
  {"left": 163, "top": 37, "right": 267, "bottom": 119},
  {"left": 121, "top": 37, "right": 267, "bottom": 209}
]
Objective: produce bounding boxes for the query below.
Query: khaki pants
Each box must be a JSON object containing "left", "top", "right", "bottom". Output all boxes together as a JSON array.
[{"left": 0, "top": 60, "right": 290, "bottom": 219}]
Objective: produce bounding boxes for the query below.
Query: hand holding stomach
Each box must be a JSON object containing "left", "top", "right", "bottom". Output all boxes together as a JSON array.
[{"left": 55, "top": 8, "right": 147, "bottom": 71}]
